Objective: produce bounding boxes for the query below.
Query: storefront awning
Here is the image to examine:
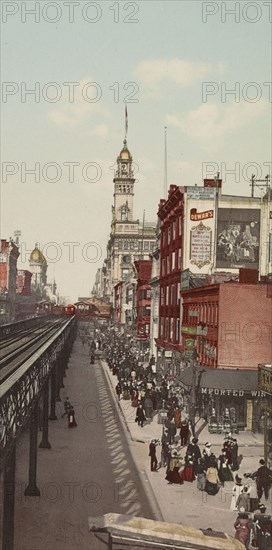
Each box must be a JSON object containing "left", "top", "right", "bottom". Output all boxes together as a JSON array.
[{"left": 178, "top": 366, "right": 261, "bottom": 394}]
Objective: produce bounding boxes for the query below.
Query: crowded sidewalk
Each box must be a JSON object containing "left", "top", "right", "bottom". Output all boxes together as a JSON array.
[{"left": 101, "top": 357, "right": 271, "bottom": 538}]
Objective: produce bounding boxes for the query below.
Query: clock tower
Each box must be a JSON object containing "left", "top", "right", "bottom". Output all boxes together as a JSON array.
[{"left": 112, "top": 139, "right": 135, "bottom": 224}]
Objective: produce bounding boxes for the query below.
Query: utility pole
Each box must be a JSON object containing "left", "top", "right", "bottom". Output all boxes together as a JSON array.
[
  {"left": 190, "top": 353, "right": 197, "bottom": 437},
  {"left": 250, "top": 174, "right": 270, "bottom": 198}
]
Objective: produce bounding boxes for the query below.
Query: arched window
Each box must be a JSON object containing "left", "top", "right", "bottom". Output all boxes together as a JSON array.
[{"left": 121, "top": 205, "right": 127, "bottom": 221}]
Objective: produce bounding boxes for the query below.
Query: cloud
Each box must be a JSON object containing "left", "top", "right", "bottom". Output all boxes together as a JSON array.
[
  {"left": 133, "top": 58, "right": 225, "bottom": 96},
  {"left": 48, "top": 77, "right": 110, "bottom": 129},
  {"left": 167, "top": 99, "right": 269, "bottom": 152},
  {"left": 87, "top": 124, "right": 109, "bottom": 138}
]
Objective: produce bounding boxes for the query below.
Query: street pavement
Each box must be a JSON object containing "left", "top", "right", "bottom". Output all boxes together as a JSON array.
[{"left": 102, "top": 358, "right": 272, "bottom": 536}]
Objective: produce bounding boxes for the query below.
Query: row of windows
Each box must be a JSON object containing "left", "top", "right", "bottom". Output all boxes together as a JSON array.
[
  {"left": 161, "top": 216, "right": 182, "bottom": 247},
  {"left": 161, "top": 249, "right": 182, "bottom": 275},
  {"left": 159, "top": 317, "right": 180, "bottom": 343},
  {"left": 114, "top": 240, "right": 155, "bottom": 251},
  {"left": 160, "top": 283, "right": 181, "bottom": 306},
  {"left": 183, "top": 302, "right": 218, "bottom": 327}
]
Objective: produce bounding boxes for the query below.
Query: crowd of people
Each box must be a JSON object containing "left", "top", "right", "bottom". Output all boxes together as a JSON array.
[{"left": 94, "top": 328, "right": 272, "bottom": 549}]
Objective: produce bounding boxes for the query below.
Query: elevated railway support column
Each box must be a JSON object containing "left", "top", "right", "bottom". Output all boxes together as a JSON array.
[
  {"left": 55, "top": 358, "right": 62, "bottom": 402},
  {"left": 39, "top": 378, "right": 51, "bottom": 449},
  {"left": 24, "top": 402, "right": 41, "bottom": 497},
  {"left": 2, "top": 445, "right": 16, "bottom": 550},
  {"left": 49, "top": 366, "right": 57, "bottom": 421}
]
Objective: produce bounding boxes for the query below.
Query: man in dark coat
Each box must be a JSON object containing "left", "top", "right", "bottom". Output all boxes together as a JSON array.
[
  {"left": 187, "top": 437, "right": 201, "bottom": 471},
  {"left": 149, "top": 440, "right": 158, "bottom": 471},
  {"left": 231, "top": 438, "right": 239, "bottom": 471},
  {"left": 252, "top": 459, "right": 272, "bottom": 500}
]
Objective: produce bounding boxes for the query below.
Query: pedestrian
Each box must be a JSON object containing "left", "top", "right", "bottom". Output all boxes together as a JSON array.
[
  {"left": 90, "top": 354, "right": 95, "bottom": 365},
  {"left": 202, "top": 442, "right": 213, "bottom": 469},
  {"left": 167, "top": 420, "right": 177, "bottom": 444},
  {"left": 230, "top": 475, "right": 244, "bottom": 512},
  {"left": 187, "top": 437, "right": 201, "bottom": 471},
  {"left": 218, "top": 449, "right": 234, "bottom": 486},
  {"left": 234, "top": 509, "right": 252, "bottom": 549},
  {"left": 161, "top": 430, "right": 170, "bottom": 468},
  {"left": 180, "top": 454, "right": 195, "bottom": 483},
  {"left": 173, "top": 407, "right": 182, "bottom": 429},
  {"left": 144, "top": 394, "right": 153, "bottom": 419},
  {"left": 196, "top": 457, "right": 206, "bottom": 491},
  {"left": 205, "top": 460, "right": 221, "bottom": 495},
  {"left": 179, "top": 419, "right": 190, "bottom": 446},
  {"left": 149, "top": 439, "right": 158, "bottom": 472},
  {"left": 68, "top": 407, "right": 77, "bottom": 428},
  {"left": 135, "top": 404, "right": 146, "bottom": 427},
  {"left": 165, "top": 450, "right": 183, "bottom": 484},
  {"left": 252, "top": 506, "right": 272, "bottom": 550},
  {"left": 236, "top": 486, "right": 250, "bottom": 513},
  {"left": 231, "top": 438, "right": 239, "bottom": 471},
  {"left": 115, "top": 382, "right": 122, "bottom": 401},
  {"left": 62, "top": 397, "right": 72, "bottom": 418},
  {"left": 252, "top": 459, "right": 272, "bottom": 501}
]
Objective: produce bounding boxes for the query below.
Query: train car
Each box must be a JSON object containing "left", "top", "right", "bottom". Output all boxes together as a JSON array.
[
  {"left": 52, "top": 304, "right": 65, "bottom": 316},
  {"left": 64, "top": 304, "right": 76, "bottom": 316}
]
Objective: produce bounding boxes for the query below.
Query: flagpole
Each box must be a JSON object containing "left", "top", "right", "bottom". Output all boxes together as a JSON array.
[
  {"left": 164, "top": 126, "right": 168, "bottom": 199},
  {"left": 125, "top": 104, "right": 128, "bottom": 140}
]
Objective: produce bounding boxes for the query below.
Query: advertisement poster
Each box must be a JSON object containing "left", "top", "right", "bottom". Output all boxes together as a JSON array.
[
  {"left": 190, "top": 222, "right": 212, "bottom": 269},
  {"left": 216, "top": 209, "right": 260, "bottom": 269}
]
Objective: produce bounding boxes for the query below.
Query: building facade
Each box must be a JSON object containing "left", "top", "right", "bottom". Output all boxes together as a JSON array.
[
  {"left": 179, "top": 279, "right": 272, "bottom": 431},
  {"left": 0, "top": 239, "right": 20, "bottom": 322},
  {"left": 134, "top": 260, "right": 152, "bottom": 350}
]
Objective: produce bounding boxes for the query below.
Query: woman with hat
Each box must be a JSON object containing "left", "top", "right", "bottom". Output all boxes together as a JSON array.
[
  {"left": 230, "top": 474, "right": 244, "bottom": 511},
  {"left": 234, "top": 509, "right": 252, "bottom": 549},
  {"left": 218, "top": 448, "right": 234, "bottom": 486},
  {"left": 205, "top": 459, "right": 221, "bottom": 495},
  {"left": 165, "top": 450, "right": 183, "bottom": 484},
  {"left": 179, "top": 419, "right": 190, "bottom": 447}
]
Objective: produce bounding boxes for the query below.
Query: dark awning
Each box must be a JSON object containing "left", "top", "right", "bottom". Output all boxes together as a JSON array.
[{"left": 178, "top": 366, "right": 259, "bottom": 392}]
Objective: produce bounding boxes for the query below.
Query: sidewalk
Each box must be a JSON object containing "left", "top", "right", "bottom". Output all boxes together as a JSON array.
[{"left": 102, "top": 359, "right": 271, "bottom": 535}]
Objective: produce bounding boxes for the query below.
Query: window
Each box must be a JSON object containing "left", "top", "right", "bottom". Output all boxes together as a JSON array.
[
  {"left": 172, "top": 251, "right": 175, "bottom": 271},
  {"left": 160, "top": 287, "right": 164, "bottom": 305},
  {"left": 160, "top": 317, "right": 164, "bottom": 338},
  {"left": 178, "top": 249, "right": 182, "bottom": 269},
  {"left": 170, "top": 318, "right": 174, "bottom": 340},
  {"left": 144, "top": 241, "right": 149, "bottom": 250},
  {"left": 123, "top": 241, "right": 128, "bottom": 250},
  {"left": 165, "top": 318, "right": 169, "bottom": 339},
  {"left": 173, "top": 221, "right": 176, "bottom": 240},
  {"left": 177, "top": 283, "right": 181, "bottom": 306},
  {"left": 171, "top": 284, "right": 175, "bottom": 305},
  {"left": 129, "top": 241, "right": 134, "bottom": 249},
  {"left": 176, "top": 318, "right": 180, "bottom": 343},
  {"left": 168, "top": 227, "right": 171, "bottom": 244},
  {"left": 121, "top": 205, "right": 127, "bottom": 221},
  {"left": 165, "top": 286, "right": 169, "bottom": 306},
  {"left": 178, "top": 216, "right": 182, "bottom": 235}
]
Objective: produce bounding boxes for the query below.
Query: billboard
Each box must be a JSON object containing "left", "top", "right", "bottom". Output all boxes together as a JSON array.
[{"left": 216, "top": 209, "right": 260, "bottom": 269}]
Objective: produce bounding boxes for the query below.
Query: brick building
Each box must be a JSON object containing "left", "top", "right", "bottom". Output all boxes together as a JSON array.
[
  {"left": 16, "top": 270, "right": 32, "bottom": 295},
  {"left": 179, "top": 279, "right": 272, "bottom": 431},
  {"left": 134, "top": 260, "right": 152, "bottom": 350},
  {"left": 0, "top": 239, "right": 20, "bottom": 322},
  {"left": 156, "top": 185, "right": 183, "bottom": 373}
]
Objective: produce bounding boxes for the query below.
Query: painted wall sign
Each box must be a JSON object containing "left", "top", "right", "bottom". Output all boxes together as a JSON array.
[
  {"left": 181, "top": 325, "right": 197, "bottom": 335},
  {"left": 201, "top": 388, "right": 266, "bottom": 397},
  {"left": 258, "top": 366, "right": 272, "bottom": 395},
  {"left": 186, "top": 187, "right": 215, "bottom": 200},
  {"left": 190, "top": 222, "right": 212, "bottom": 269},
  {"left": 216, "top": 208, "right": 260, "bottom": 270},
  {"left": 190, "top": 208, "right": 213, "bottom": 221}
]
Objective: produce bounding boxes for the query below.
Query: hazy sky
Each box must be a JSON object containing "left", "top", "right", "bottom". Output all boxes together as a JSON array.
[{"left": 1, "top": 0, "right": 271, "bottom": 302}]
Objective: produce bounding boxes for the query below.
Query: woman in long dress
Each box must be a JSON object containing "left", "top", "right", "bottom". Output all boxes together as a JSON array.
[
  {"left": 205, "top": 461, "right": 221, "bottom": 495},
  {"left": 234, "top": 511, "right": 252, "bottom": 549},
  {"left": 180, "top": 455, "right": 195, "bottom": 483},
  {"left": 230, "top": 475, "right": 244, "bottom": 511},
  {"left": 165, "top": 451, "right": 183, "bottom": 484},
  {"left": 218, "top": 450, "right": 234, "bottom": 486}
]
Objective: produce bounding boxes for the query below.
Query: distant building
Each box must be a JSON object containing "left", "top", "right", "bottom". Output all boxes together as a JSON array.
[
  {"left": 29, "top": 243, "right": 47, "bottom": 292},
  {"left": 134, "top": 260, "right": 152, "bottom": 351},
  {"left": 16, "top": 270, "right": 32, "bottom": 295},
  {"left": 0, "top": 238, "right": 20, "bottom": 322}
]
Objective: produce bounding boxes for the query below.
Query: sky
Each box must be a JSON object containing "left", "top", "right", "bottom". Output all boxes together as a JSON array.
[{"left": 1, "top": 0, "right": 271, "bottom": 302}]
